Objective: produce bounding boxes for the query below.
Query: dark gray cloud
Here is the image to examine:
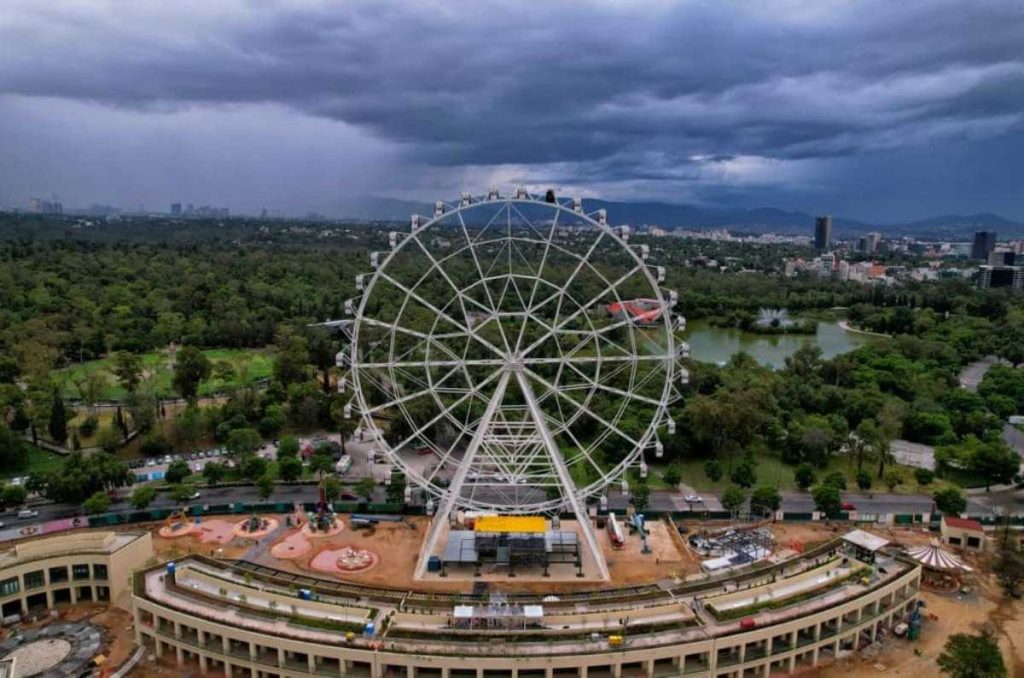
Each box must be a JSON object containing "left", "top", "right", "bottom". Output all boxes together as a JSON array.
[{"left": 1, "top": 0, "right": 1023, "bottom": 220}]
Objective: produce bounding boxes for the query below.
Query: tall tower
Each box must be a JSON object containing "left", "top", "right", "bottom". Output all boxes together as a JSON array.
[
  {"left": 972, "top": 231, "right": 996, "bottom": 260},
  {"left": 814, "top": 215, "right": 832, "bottom": 250}
]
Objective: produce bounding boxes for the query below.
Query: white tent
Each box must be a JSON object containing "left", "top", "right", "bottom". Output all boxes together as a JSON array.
[{"left": 906, "top": 541, "right": 972, "bottom": 572}]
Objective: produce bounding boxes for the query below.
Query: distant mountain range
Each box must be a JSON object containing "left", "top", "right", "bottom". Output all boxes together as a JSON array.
[{"left": 333, "top": 196, "right": 1024, "bottom": 239}]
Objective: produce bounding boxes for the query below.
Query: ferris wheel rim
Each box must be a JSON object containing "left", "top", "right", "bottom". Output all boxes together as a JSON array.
[{"left": 348, "top": 193, "right": 676, "bottom": 511}]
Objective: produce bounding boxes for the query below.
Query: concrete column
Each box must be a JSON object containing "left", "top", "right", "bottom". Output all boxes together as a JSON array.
[
  {"left": 580, "top": 665, "right": 588, "bottom": 678},
  {"left": 175, "top": 645, "right": 184, "bottom": 667},
  {"left": 45, "top": 590, "right": 54, "bottom": 608},
  {"left": 340, "top": 660, "right": 348, "bottom": 677},
  {"left": 133, "top": 610, "right": 143, "bottom": 644},
  {"left": 814, "top": 623, "right": 821, "bottom": 641},
  {"left": 225, "top": 662, "right": 233, "bottom": 678},
  {"left": 545, "top": 667, "right": 553, "bottom": 678},
  {"left": 812, "top": 647, "right": 819, "bottom": 666},
  {"left": 407, "top": 666, "right": 415, "bottom": 678},
  {"left": 198, "top": 629, "right": 206, "bottom": 646},
  {"left": 679, "top": 655, "right": 686, "bottom": 673},
  {"left": 308, "top": 654, "right": 317, "bottom": 672},
  {"left": 249, "top": 643, "right": 257, "bottom": 662},
  {"left": 611, "top": 664, "right": 621, "bottom": 678},
  {"left": 155, "top": 639, "right": 164, "bottom": 659},
  {"left": 174, "top": 621, "right": 182, "bottom": 639},
  {"left": 739, "top": 644, "right": 746, "bottom": 664},
  {"left": 645, "top": 660, "right": 654, "bottom": 677},
  {"left": 787, "top": 655, "right": 795, "bottom": 675},
  {"left": 91, "top": 585, "right": 98, "bottom": 601},
  {"left": 441, "top": 668, "right": 450, "bottom": 678},
  {"left": 870, "top": 623, "right": 878, "bottom": 642},
  {"left": 222, "top": 637, "right": 230, "bottom": 656},
  {"left": 70, "top": 587, "right": 78, "bottom": 604},
  {"left": 278, "top": 648, "right": 285, "bottom": 668},
  {"left": 199, "top": 654, "right": 208, "bottom": 674}
]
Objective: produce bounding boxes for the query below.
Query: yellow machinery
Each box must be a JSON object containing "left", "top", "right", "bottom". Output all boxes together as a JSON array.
[{"left": 473, "top": 515, "right": 546, "bottom": 534}]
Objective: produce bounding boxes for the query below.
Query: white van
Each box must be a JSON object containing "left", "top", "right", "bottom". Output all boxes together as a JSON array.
[{"left": 17, "top": 509, "right": 38, "bottom": 520}]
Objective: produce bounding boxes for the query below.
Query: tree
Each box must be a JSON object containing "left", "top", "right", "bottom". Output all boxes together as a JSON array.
[
  {"left": 172, "top": 346, "right": 212, "bottom": 402},
  {"left": 131, "top": 485, "right": 157, "bottom": 510},
  {"left": 750, "top": 485, "right": 781, "bottom": 516},
  {"left": 722, "top": 486, "right": 747, "bottom": 513},
  {"left": 112, "top": 351, "right": 143, "bottom": 394},
  {"left": 992, "top": 521, "right": 1024, "bottom": 598},
  {"left": 0, "top": 426, "right": 28, "bottom": 472},
  {"left": 238, "top": 454, "right": 268, "bottom": 481},
  {"left": 226, "top": 427, "right": 262, "bottom": 458},
  {"left": 969, "top": 441, "right": 1019, "bottom": 491},
  {"left": 309, "top": 450, "right": 334, "bottom": 479},
  {"left": 884, "top": 469, "right": 904, "bottom": 491},
  {"left": 202, "top": 461, "right": 226, "bottom": 486},
  {"left": 730, "top": 458, "right": 757, "bottom": 489},
  {"left": 47, "top": 390, "right": 68, "bottom": 445},
  {"left": 83, "top": 491, "right": 111, "bottom": 515},
  {"left": 663, "top": 463, "right": 682, "bottom": 487},
  {"left": 703, "top": 459, "right": 723, "bottom": 482},
  {"left": 256, "top": 474, "right": 275, "bottom": 500},
  {"left": 356, "top": 477, "right": 376, "bottom": 502},
  {"left": 387, "top": 472, "right": 407, "bottom": 505},
  {"left": 856, "top": 470, "right": 872, "bottom": 491},
  {"left": 272, "top": 329, "right": 309, "bottom": 387},
  {"left": 823, "top": 471, "right": 847, "bottom": 491},
  {"left": 259, "top": 404, "right": 287, "bottom": 438},
  {"left": 276, "top": 435, "right": 300, "bottom": 459},
  {"left": 915, "top": 468, "right": 935, "bottom": 486},
  {"left": 95, "top": 425, "right": 123, "bottom": 454},
  {"left": 812, "top": 484, "right": 842, "bottom": 518},
  {"left": 1, "top": 484, "right": 28, "bottom": 508},
  {"left": 277, "top": 455, "right": 303, "bottom": 482},
  {"left": 125, "top": 391, "right": 157, "bottom": 434},
  {"left": 933, "top": 487, "right": 967, "bottom": 515},
  {"left": 631, "top": 479, "right": 651, "bottom": 511},
  {"left": 794, "top": 463, "right": 816, "bottom": 491},
  {"left": 936, "top": 629, "right": 1006, "bottom": 678},
  {"left": 165, "top": 459, "right": 191, "bottom": 484},
  {"left": 171, "top": 482, "right": 197, "bottom": 504},
  {"left": 323, "top": 477, "right": 341, "bottom": 502}
]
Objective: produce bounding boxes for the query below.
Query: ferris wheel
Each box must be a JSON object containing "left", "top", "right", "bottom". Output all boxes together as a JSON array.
[{"left": 340, "top": 187, "right": 688, "bottom": 578}]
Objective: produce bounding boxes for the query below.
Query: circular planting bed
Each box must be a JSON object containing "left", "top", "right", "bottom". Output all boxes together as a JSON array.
[
  {"left": 232, "top": 516, "right": 279, "bottom": 539},
  {"left": 310, "top": 546, "right": 378, "bottom": 575}
]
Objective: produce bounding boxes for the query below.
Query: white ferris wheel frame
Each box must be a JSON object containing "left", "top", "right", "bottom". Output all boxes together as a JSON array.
[{"left": 345, "top": 188, "right": 684, "bottom": 580}]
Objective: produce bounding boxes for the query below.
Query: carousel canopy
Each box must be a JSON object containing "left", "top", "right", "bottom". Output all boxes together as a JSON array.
[{"left": 906, "top": 541, "right": 972, "bottom": 572}]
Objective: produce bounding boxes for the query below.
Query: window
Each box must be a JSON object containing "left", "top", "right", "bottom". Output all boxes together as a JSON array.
[
  {"left": 948, "top": 536, "right": 961, "bottom": 546},
  {"left": 72, "top": 564, "right": 91, "bottom": 581},
  {"left": 966, "top": 537, "right": 981, "bottom": 548},
  {"left": 92, "top": 564, "right": 108, "bottom": 580},
  {"left": 23, "top": 570, "right": 45, "bottom": 590},
  {"left": 48, "top": 567, "right": 68, "bottom": 583},
  {"left": 0, "top": 577, "right": 19, "bottom": 597}
]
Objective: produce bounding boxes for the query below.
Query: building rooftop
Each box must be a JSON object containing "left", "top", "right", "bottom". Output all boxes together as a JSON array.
[
  {"left": 942, "top": 516, "right": 984, "bottom": 532},
  {"left": 842, "top": 529, "right": 889, "bottom": 552}
]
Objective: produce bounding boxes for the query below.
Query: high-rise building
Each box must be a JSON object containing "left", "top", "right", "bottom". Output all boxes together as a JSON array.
[
  {"left": 972, "top": 231, "right": 997, "bottom": 260},
  {"left": 171, "top": 203, "right": 182, "bottom": 215},
  {"left": 977, "top": 265, "right": 1024, "bottom": 290},
  {"left": 814, "top": 216, "right": 832, "bottom": 250},
  {"left": 988, "top": 251, "right": 1016, "bottom": 267}
]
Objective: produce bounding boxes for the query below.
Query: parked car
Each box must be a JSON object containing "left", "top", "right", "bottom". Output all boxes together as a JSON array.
[
  {"left": 17, "top": 509, "right": 38, "bottom": 520},
  {"left": 841, "top": 502, "right": 856, "bottom": 511},
  {"left": 189, "top": 491, "right": 201, "bottom": 500},
  {"left": 684, "top": 494, "right": 702, "bottom": 504}
]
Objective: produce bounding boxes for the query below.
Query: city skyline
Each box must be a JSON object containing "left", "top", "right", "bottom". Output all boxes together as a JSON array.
[{"left": 1, "top": 1, "right": 1023, "bottom": 222}]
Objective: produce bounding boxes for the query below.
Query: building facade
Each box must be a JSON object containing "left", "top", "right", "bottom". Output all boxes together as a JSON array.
[
  {"left": 814, "top": 216, "right": 832, "bottom": 251},
  {"left": 0, "top": 531, "right": 152, "bottom": 619}
]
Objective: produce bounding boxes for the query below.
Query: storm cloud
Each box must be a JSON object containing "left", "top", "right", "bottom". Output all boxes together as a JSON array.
[{"left": 1, "top": 0, "right": 1023, "bottom": 221}]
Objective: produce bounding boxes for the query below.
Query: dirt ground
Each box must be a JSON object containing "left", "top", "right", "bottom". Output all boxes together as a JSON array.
[
  {"left": 152, "top": 516, "right": 291, "bottom": 561},
  {"left": 812, "top": 567, "right": 1024, "bottom": 677}
]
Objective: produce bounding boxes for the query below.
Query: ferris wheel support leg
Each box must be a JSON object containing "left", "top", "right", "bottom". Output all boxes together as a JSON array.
[
  {"left": 413, "top": 371, "right": 512, "bottom": 580},
  {"left": 515, "top": 372, "right": 610, "bottom": 581}
]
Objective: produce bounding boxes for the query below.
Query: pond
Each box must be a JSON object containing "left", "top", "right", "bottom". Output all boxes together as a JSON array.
[{"left": 682, "top": 318, "right": 876, "bottom": 370}]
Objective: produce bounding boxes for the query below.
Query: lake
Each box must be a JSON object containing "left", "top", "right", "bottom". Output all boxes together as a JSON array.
[{"left": 682, "top": 319, "right": 876, "bottom": 370}]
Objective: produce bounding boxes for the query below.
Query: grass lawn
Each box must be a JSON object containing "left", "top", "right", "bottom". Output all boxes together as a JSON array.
[
  {"left": 53, "top": 347, "right": 273, "bottom": 401},
  {"left": 2, "top": 446, "right": 64, "bottom": 481},
  {"left": 665, "top": 451, "right": 954, "bottom": 495}
]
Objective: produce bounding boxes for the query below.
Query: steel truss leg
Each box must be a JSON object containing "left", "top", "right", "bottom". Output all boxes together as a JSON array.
[
  {"left": 414, "top": 371, "right": 512, "bottom": 580},
  {"left": 516, "top": 371, "right": 609, "bottom": 581}
]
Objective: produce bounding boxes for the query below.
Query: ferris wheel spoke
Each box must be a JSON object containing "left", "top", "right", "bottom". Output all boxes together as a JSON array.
[
  {"left": 521, "top": 263, "right": 643, "bottom": 358},
  {"left": 409, "top": 232, "right": 496, "bottom": 326},
  {"left": 515, "top": 208, "right": 560, "bottom": 351},
  {"left": 378, "top": 271, "right": 505, "bottom": 358},
  {"left": 523, "top": 367, "right": 643, "bottom": 449},
  {"left": 456, "top": 211, "right": 500, "bottom": 315},
  {"left": 559, "top": 360, "right": 664, "bottom": 407}
]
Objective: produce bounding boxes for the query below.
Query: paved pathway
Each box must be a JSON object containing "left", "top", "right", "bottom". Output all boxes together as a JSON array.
[{"left": 242, "top": 518, "right": 290, "bottom": 562}]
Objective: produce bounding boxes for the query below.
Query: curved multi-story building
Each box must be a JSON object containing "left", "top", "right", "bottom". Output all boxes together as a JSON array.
[{"left": 130, "top": 534, "right": 921, "bottom": 678}]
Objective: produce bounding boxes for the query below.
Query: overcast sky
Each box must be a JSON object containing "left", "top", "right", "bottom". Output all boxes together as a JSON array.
[{"left": 1, "top": 0, "right": 1023, "bottom": 222}]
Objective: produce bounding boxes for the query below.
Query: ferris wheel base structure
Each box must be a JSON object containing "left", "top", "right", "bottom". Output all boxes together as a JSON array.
[{"left": 336, "top": 187, "right": 690, "bottom": 585}]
